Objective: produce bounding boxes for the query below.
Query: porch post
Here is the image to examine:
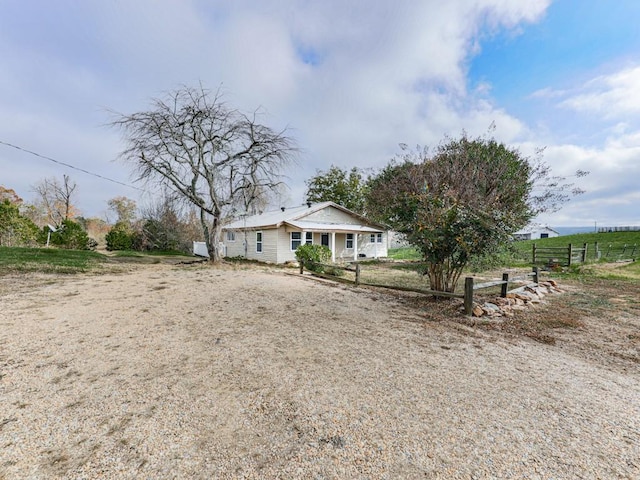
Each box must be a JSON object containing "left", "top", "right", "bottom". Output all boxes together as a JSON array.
[
  {"left": 331, "top": 232, "right": 336, "bottom": 262},
  {"left": 353, "top": 233, "right": 358, "bottom": 261}
]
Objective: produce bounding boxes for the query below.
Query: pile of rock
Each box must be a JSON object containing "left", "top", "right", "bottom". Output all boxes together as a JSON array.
[{"left": 471, "top": 280, "right": 563, "bottom": 318}]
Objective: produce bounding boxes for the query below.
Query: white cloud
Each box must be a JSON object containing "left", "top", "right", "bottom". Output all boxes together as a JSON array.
[
  {"left": 533, "top": 140, "right": 640, "bottom": 226},
  {"left": 0, "top": 0, "right": 578, "bottom": 219},
  {"left": 558, "top": 65, "right": 640, "bottom": 119}
]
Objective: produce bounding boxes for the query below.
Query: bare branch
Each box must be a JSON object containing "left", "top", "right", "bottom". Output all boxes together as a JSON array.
[{"left": 110, "top": 85, "right": 297, "bottom": 261}]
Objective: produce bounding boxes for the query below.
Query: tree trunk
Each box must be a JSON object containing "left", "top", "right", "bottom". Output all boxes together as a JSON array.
[
  {"left": 200, "top": 207, "right": 223, "bottom": 263},
  {"left": 210, "top": 217, "right": 223, "bottom": 263}
]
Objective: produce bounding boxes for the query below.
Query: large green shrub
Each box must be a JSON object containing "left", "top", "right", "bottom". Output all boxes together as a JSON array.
[
  {"left": 295, "top": 244, "right": 331, "bottom": 272},
  {"left": 105, "top": 221, "right": 135, "bottom": 251},
  {"left": 44, "top": 219, "right": 92, "bottom": 250}
]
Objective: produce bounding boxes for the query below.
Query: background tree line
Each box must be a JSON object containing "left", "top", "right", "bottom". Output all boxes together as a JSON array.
[{"left": 0, "top": 180, "right": 204, "bottom": 255}]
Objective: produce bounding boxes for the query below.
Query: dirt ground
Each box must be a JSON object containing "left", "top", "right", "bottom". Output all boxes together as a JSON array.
[{"left": 1, "top": 262, "right": 639, "bottom": 479}]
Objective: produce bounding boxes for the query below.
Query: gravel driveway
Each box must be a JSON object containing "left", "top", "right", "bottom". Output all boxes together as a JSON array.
[{"left": 1, "top": 264, "right": 638, "bottom": 479}]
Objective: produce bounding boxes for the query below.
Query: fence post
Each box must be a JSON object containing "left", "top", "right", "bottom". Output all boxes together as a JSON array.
[
  {"left": 532, "top": 266, "right": 539, "bottom": 284},
  {"left": 299, "top": 260, "right": 304, "bottom": 274},
  {"left": 500, "top": 272, "right": 509, "bottom": 298},
  {"left": 568, "top": 244, "right": 573, "bottom": 267},
  {"left": 632, "top": 244, "right": 638, "bottom": 257},
  {"left": 355, "top": 263, "right": 361, "bottom": 286},
  {"left": 582, "top": 243, "right": 588, "bottom": 263},
  {"left": 532, "top": 243, "right": 537, "bottom": 264},
  {"left": 464, "top": 277, "right": 474, "bottom": 315}
]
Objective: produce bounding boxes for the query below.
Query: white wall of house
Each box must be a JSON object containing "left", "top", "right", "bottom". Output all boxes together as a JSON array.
[
  {"left": 223, "top": 231, "right": 244, "bottom": 258},
  {"left": 224, "top": 228, "right": 280, "bottom": 262},
  {"left": 277, "top": 226, "right": 299, "bottom": 263},
  {"left": 513, "top": 227, "right": 559, "bottom": 240},
  {"left": 359, "top": 232, "right": 388, "bottom": 258}
]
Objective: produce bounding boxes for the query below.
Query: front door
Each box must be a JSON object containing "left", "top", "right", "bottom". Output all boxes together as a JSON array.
[{"left": 321, "top": 233, "right": 329, "bottom": 247}]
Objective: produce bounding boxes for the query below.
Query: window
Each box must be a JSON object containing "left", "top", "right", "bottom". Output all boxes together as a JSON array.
[
  {"left": 321, "top": 233, "right": 329, "bottom": 246},
  {"left": 256, "top": 232, "right": 263, "bottom": 253},
  {"left": 305, "top": 232, "right": 313, "bottom": 245},
  {"left": 226, "top": 231, "right": 236, "bottom": 242},
  {"left": 370, "top": 233, "right": 383, "bottom": 243},
  {"left": 291, "top": 231, "right": 302, "bottom": 250},
  {"left": 346, "top": 233, "right": 354, "bottom": 249}
]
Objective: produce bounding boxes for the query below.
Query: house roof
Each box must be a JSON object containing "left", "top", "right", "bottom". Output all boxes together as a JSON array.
[
  {"left": 223, "top": 201, "right": 385, "bottom": 232},
  {"left": 514, "top": 225, "right": 559, "bottom": 235}
]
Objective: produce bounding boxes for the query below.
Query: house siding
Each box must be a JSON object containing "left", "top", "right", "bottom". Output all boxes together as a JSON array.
[
  {"left": 225, "top": 228, "right": 279, "bottom": 262},
  {"left": 224, "top": 231, "right": 245, "bottom": 258},
  {"left": 334, "top": 233, "right": 356, "bottom": 260},
  {"left": 305, "top": 206, "right": 363, "bottom": 224},
  {"left": 359, "top": 232, "right": 388, "bottom": 258},
  {"left": 276, "top": 227, "right": 298, "bottom": 263},
  {"left": 255, "top": 229, "right": 278, "bottom": 263}
]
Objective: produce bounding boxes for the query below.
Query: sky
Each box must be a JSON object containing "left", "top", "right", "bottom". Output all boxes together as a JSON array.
[{"left": 1, "top": 0, "right": 639, "bottom": 227}]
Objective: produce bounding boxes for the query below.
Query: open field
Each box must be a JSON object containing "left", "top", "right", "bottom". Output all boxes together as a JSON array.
[
  {"left": 1, "top": 261, "right": 639, "bottom": 478},
  {"left": 389, "top": 231, "right": 640, "bottom": 266}
]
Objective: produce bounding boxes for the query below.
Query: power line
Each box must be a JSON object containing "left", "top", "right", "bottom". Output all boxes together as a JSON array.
[{"left": 0, "top": 140, "right": 144, "bottom": 191}]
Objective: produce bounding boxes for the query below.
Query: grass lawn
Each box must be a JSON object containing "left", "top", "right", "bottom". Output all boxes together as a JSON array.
[
  {"left": 513, "top": 231, "right": 640, "bottom": 262},
  {"left": 388, "top": 246, "right": 420, "bottom": 261},
  {"left": 0, "top": 246, "right": 203, "bottom": 275},
  {"left": 0, "top": 246, "right": 108, "bottom": 275}
]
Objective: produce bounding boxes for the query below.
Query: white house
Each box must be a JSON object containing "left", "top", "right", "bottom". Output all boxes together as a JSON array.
[
  {"left": 513, "top": 225, "right": 560, "bottom": 240},
  {"left": 222, "top": 201, "right": 388, "bottom": 263}
]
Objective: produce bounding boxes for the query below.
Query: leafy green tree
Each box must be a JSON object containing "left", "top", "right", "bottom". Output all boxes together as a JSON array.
[
  {"left": 367, "top": 134, "right": 586, "bottom": 293},
  {"left": 305, "top": 165, "right": 369, "bottom": 213},
  {"left": 0, "top": 199, "right": 39, "bottom": 246}
]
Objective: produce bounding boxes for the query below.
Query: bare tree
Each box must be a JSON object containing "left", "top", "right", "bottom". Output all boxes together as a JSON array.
[
  {"left": 110, "top": 85, "right": 297, "bottom": 262},
  {"left": 32, "top": 174, "right": 78, "bottom": 227}
]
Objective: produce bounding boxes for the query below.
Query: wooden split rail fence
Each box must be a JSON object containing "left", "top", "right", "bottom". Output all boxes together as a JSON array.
[{"left": 299, "top": 260, "right": 541, "bottom": 316}]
